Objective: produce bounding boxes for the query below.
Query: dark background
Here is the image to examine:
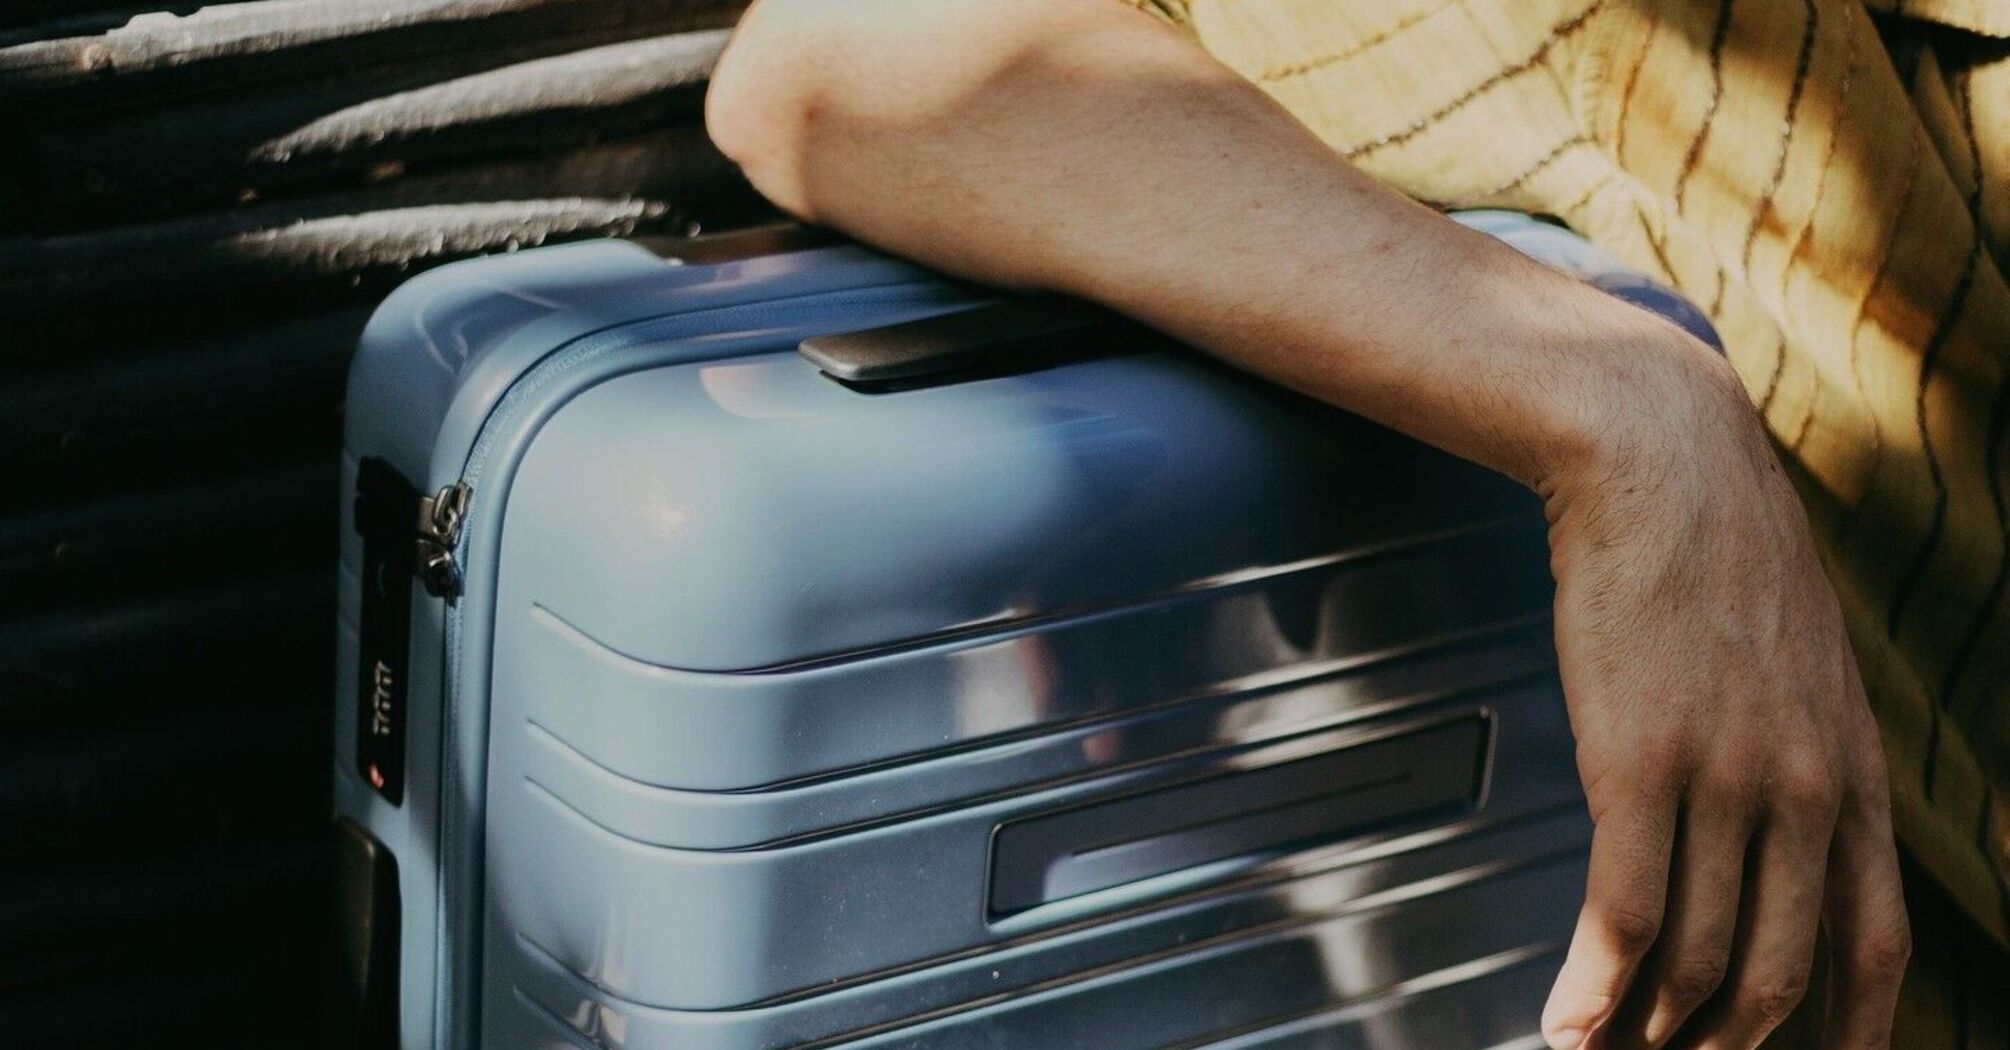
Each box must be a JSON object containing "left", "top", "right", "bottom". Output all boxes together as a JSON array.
[{"left": 0, "top": 1, "right": 765, "bottom": 1042}]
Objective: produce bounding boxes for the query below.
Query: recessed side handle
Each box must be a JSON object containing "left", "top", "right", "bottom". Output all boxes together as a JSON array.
[
  {"left": 800, "top": 297, "right": 1153, "bottom": 386},
  {"left": 989, "top": 713, "right": 1492, "bottom": 916}
]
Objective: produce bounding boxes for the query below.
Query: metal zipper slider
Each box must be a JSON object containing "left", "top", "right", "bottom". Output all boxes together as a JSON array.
[{"left": 415, "top": 482, "right": 472, "bottom": 600}]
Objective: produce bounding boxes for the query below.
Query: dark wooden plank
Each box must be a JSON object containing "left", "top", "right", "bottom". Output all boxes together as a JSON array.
[
  {"left": 0, "top": 459, "right": 337, "bottom": 615},
  {"left": 0, "top": 305, "right": 361, "bottom": 457},
  {"left": 0, "top": 644, "right": 335, "bottom": 739},
  {"left": 0, "top": 710, "right": 328, "bottom": 871},
  {"left": 0, "top": 126, "right": 765, "bottom": 320},
  {"left": 0, "top": 963, "right": 323, "bottom": 1050},
  {"left": 0, "top": 837, "right": 328, "bottom": 997},
  {"left": 0, "top": 1, "right": 782, "bottom": 1033},
  {"left": 0, "top": 327, "right": 353, "bottom": 515},
  {"left": 24, "top": 29, "right": 729, "bottom": 226},
  {"left": 0, "top": 7, "right": 234, "bottom": 47},
  {"left": 0, "top": 0, "right": 744, "bottom": 113},
  {"left": 0, "top": 571, "right": 332, "bottom": 712},
  {"left": 1, "top": 277, "right": 375, "bottom": 365}
]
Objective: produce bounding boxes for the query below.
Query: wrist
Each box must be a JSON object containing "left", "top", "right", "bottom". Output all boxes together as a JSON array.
[{"left": 1515, "top": 310, "right": 1755, "bottom": 514}]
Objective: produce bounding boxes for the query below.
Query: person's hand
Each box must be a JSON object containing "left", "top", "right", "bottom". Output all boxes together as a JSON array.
[
  {"left": 1535, "top": 341, "right": 1909, "bottom": 1049},
  {"left": 705, "top": 9, "right": 1911, "bottom": 1043}
]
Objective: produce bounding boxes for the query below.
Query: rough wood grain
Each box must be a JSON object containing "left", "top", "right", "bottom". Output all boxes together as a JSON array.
[
  {"left": 1, "top": 127, "right": 762, "bottom": 320},
  {"left": 1, "top": 0, "right": 743, "bottom": 110},
  {"left": 24, "top": 30, "right": 728, "bottom": 225},
  {"left": 0, "top": 835, "right": 327, "bottom": 1027},
  {"left": 0, "top": 460, "right": 337, "bottom": 616},
  {"left": 0, "top": 306, "right": 362, "bottom": 450},
  {"left": 0, "top": 571, "right": 332, "bottom": 699}
]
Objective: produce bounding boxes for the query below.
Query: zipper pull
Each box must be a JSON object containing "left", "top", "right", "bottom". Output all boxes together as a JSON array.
[{"left": 415, "top": 482, "right": 471, "bottom": 600}]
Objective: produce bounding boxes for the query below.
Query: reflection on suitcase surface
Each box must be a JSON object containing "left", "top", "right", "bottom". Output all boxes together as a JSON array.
[{"left": 333, "top": 213, "right": 1710, "bottom": 1049}]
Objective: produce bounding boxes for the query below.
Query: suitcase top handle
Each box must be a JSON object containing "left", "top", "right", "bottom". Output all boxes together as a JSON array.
[
  {"left": 632, "top": 222, "right": 846, "bottom": 263},
  {"left": 799, "top": 296, "right": 1168, "bottom": 388}
]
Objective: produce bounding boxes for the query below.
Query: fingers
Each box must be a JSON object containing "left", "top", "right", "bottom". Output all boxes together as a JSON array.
[
  {"left": 1818, "top": 785, "right": 1910, "bottom": 1049},
  {"left": 1684, "top": 764, "right": 1839, "bottom": 1049},
  {"left": 1601, "top": 792, "right": 1750, "bottom": 1046},
  {"left": 1543, "top": 791, "right": 1677, "bottom": 1049}
]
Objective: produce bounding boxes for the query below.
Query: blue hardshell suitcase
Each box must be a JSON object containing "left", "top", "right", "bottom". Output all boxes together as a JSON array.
[{"left": 332, "top": 212, "right": 1718, "bottom": 1049}]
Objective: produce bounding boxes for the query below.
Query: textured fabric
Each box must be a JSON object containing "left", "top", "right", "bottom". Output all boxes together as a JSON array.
[{"left": 1114, "top": 0, "right": 2010, "bottom": 1040}]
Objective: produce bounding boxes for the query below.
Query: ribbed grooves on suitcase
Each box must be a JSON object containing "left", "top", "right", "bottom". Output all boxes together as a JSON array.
[
  {"left": 464, "top": 356, "right": 1580, "bottom": 1033},
  {"left": 513, "top": 514, "right": 1555, "bottom": 797},
  {"left": 485, "top": 476, "right": 1579, "bottom": 1038},
  {"left": 537, "top": 516, "right": 1548, "bottom": 681},
  {"left": 517, "top": 619, "right": 1554, "bottom": 852},
  {"left": 505, "top": 805, "right": 1588, "bottom": 1048}
]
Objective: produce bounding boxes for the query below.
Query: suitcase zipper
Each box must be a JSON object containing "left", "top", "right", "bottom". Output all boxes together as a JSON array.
[
  {"left": 416, "top": 481, "right": 471, "bottom": 600},
  {"left": 428, "top": 278, "right": 965, "bottom": 1045},
  {"left": 433, "top": 282, "right": 955, "bottom": 614},
  {"left": 442, "top": 279, "right": 960, "bottom": 602}
]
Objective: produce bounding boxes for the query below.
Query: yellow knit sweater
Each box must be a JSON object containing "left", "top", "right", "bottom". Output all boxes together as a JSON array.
[{"left": 1120, "top": 0, "right": 2010, "bottom": 1040}]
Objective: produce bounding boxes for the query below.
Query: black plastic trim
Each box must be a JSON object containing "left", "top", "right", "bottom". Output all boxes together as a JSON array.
[{"left": 352, "top": 457, "right": 417, "bottom": 806}]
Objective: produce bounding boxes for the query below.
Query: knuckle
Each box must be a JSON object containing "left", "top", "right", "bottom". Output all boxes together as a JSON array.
[
  {"left": 1844, "top": 758, "right": 1895, "bottom": 816},
  {"left": 1694, "top": 764, "right": 1760, "bottom": 808},
  {"left": 1850, "top": 765, "right": 1894, "bottom": 811},
  {"left": 1663, "top": 951, "right": 1731, "bottom": 1005},
  {"left": 1845, "top": 720, "right": 1889, "bottom": 775},
  {"left": 1774, "top": 757, "right": 1842, "bottom": 816},
  {"left": 1855, "top": 922, "right": 1912, "bottom": 980},
  {"left": 1652, "top": 736, "right": 1697, "bottom": 771},
  {"left": 1742, "top": 971, "right": 1812, "bottom": 1025},
  {"left": 1632, "top": 742, "right": 1695, "bottom": 791},
  {"left": 1602, "top": 902, "right": 1666, "bottom": 955},
  {"left": 1554, "top": 983, "right": 1623, "bottom": 1026}
]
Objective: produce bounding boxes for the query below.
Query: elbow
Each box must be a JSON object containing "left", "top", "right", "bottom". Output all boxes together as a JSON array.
[
  {"left": 699, "top": 47, "right": 772, "bottom": 195},
  {"left": 707, "top": 0, "right": 1120, "bottom": 226},
  {"left": 705, "top": 1, "right": 823, "bottom": 220}
]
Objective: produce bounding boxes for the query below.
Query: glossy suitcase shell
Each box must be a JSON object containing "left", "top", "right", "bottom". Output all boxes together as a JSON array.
[{"left": 333, "top": 212, "right": 1716, "bottom": 1049}]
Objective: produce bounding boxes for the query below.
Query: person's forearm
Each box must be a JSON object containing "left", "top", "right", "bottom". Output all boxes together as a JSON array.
[
  {"left": 706, "top": 0, "right": 1738, "bottom": 497},
  {"left": 709, "top": 6, "right": 1909, "bottom": 1049}
]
